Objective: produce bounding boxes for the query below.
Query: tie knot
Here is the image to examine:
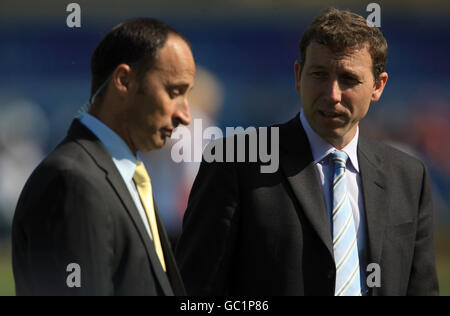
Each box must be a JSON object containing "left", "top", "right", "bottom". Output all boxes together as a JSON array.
[
  {"left": 331, "top": 150, "right": 348, "bottom": 169},
  {"left": 133, "top": 161, "right": 150, "bottom": 185}
]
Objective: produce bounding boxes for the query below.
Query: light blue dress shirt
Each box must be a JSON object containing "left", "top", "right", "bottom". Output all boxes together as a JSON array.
[
  {"left": 79, "top": 113, "right": 154, "bottom": 240},
  {"left": 300, "top": 109, "right": 368, "bottom": 295}
]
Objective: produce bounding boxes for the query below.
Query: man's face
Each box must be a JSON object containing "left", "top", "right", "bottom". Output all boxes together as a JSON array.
[
  {"left": 295, "top": 42, "right": 387, "bottom": 148},
  {"left": 127, "top": 34, "right": 195, "bottom": 152}
]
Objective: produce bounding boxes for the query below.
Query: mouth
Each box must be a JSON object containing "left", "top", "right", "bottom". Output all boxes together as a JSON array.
[
  {"left": 161, "top": 128, "right": 173, "bottom": 138},
  {"left": 318, "top": 110, "right": 346, "bottom": 121}
]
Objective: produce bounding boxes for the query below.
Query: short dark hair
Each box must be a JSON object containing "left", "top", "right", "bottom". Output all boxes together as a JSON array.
[
  {"left": 299, "top": 8, "right": 388, "bottom": 81},
  {"left": 90, "top": 18, "right": 189, "bottom": 104}
]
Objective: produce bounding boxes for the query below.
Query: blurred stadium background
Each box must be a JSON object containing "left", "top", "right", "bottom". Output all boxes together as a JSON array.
[{"left": 0, "top": 0, "right": 449, "bottom": 295}]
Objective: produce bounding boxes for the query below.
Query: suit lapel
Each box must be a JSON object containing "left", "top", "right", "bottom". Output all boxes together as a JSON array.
[
  {"left": 66, "top": 119, "right": 174, "bottom": 295},
  {"left": 103, "top": 168, "right": 174, "bottom": 296},
  {"left": 279, "top": 115, "right": 334, "bottom": 258},
  {"left": 154, "top": 203, "right": 186, "bottom": 296},
  {"left": 358, "top": 138, "right": 388, "bottom": 279}
]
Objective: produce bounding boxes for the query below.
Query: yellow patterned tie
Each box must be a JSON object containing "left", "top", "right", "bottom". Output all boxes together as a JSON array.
[{"left": 133, "top": 161, "right": 166, "bottom": 272}]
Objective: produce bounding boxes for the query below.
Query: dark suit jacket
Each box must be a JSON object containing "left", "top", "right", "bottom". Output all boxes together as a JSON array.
[
  {"left": 12, "top": 119, "right": 185, "bottom": 296},
  {"left": 175, "top": 114, "right": 439, "bottom": 296}
]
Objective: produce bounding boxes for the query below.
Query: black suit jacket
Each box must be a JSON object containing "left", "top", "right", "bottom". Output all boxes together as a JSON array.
[
  {"left": 12, "top": 119, "right": 185, "bottom": 296},
  {"left": 175, "top": 114, "right": 439, "bottom": 296}
]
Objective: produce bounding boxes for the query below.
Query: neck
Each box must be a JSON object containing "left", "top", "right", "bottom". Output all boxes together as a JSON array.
[
  {"left": 88, "top": 104, "right": 138, "bottom": 156},
  {"left": 325, "top": 128, "right": 358, "bottom": 150}
]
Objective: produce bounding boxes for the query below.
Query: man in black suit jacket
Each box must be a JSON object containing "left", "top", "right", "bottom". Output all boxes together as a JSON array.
[
  {"left": 175, "top": 8, "right": 439, "bottom": 295},
  {"left": 12, "top": 18, "right": 195, "bottom": 295}
]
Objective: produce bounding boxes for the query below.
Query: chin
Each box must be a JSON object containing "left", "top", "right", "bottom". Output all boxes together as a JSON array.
[
  {"left": 314, "top": 125, "right": 339, "bottom": 138},
  {"left": 139, "top": 141, "right": 159, "bottom": 153},
  {"left": 153, "top": 138, "right": 166, "bottom": 150}
]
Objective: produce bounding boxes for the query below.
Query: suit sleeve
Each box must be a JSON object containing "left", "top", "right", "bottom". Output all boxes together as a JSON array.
[
  {"left": 12, "top": 168, "right": 114, "bottom": 296},
  {"left": 407, "top": 163, "right": 439, "bottom": 295},
  {"left": 175, "top": 151, "right": 240, "bottom": 295}
]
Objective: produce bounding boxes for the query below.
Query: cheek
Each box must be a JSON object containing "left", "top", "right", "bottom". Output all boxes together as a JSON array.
[
  {"left": 162, "top": 101, "right": 176, "bottom": 116},
  {"left": 344, "top": 89, "right": 372, "bottom": 115},
  {"left": 150, "top": 101, "right": 176, "bottom": 129},
  {"left": 153, "top": 95, "right": 175, "bottom": 116},
  {"left": 300, "top": 80, "right": 319, "bottom": 106}
]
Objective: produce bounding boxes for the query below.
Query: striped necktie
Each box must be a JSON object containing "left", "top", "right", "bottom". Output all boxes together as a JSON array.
[
  {"left": 331, "top": 151, "right": 361, "bottom": 296},
  {"left": 133, "top": 161, "right": 167, "bottom": 272}
]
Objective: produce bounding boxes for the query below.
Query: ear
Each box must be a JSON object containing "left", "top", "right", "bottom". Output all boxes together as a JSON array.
[
  {"left": 294, "top": 61, "right": 302, "bottom": 93},
  {"left": 371, "top": 72, "right": 388, "bottom": 102},
  {"left": 112, "top": 64, "right": 133, "bottom": 98}
]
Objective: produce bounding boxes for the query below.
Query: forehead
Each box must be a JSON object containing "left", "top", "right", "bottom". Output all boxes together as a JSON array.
[
  {"left": 152, "top": 35, "right": 196, "bottom": 78},
  {"left": 305, "top": 42, "right": 372, "bottom": 73}
]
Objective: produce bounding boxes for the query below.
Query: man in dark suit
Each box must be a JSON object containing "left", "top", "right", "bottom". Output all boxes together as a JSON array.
[
  {"left": 12, "top": 18, "right": 195, "bottom": 295},
  {"left": 175, "top": 8, "right": 439, "bottom": 296}
]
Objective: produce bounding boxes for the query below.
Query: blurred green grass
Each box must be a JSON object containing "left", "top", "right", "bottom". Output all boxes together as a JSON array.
[
  {"left": 0, "top": 244, "right": 14, "bottom": 296},
  {"left": 438, "top": 257, "right": 450, "bottom": 296},
  {"left": 0, "top": 232, "right": 449, "bottom": 296},
  {"left": 435, "top": 229, "right": 450, "bottom": 296}
]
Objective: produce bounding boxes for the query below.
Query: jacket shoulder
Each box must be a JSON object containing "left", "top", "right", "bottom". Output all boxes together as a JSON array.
[{"left": 359, "top": 136, "right": 427, "bottom": 173}]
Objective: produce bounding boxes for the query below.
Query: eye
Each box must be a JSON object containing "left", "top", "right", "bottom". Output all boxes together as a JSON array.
[
  {"left": 341, "top": 76, "right": 361, "bottom": 86},
  {"left": 168, "top": 85, "right": 189, "bottom": 98},
  {"left": 168, "top": 87, "right": 181, "bottom": 98},
  {"left": 311, "top": 71, "right": 326, "bottom": 79}
]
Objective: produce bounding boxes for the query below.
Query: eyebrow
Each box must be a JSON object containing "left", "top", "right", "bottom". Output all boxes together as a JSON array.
[
  {"left": 170, "top": 82, "right": 189, "bottom": 86},
  {"left": 308, "top": 65, "right": 361, "bottom": 78},
  {"left": 341, "top": 70, "right": 361, "bottom": 79},
  {"left": 167, "top": 82, "right": 195, "bottom": 93},
  {"left": 308, "top": 64, "right": 325, "bottom": 68}
]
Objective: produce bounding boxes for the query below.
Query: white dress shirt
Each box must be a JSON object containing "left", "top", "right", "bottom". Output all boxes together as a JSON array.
[
  {"left": 300, "top": 109, "right": 368, "bottom": 294},
  {"left": 80, "top": 113, "right": 154, "bottom": 241}
]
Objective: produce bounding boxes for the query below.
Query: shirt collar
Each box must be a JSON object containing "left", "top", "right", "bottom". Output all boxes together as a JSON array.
[
  {"left": 300, "top": 108, "right": 360, "bottom": 172},
  {"left": 79, "top": 112, "right": 141, "bottom": 182}
]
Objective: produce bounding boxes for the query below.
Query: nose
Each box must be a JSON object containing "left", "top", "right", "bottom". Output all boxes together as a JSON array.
[
  {"left": 324, "top": 79, "right": 342, "bottom": 104},
  {"left": 173, "top": 98, "right": 191, "bottom": 127}
]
